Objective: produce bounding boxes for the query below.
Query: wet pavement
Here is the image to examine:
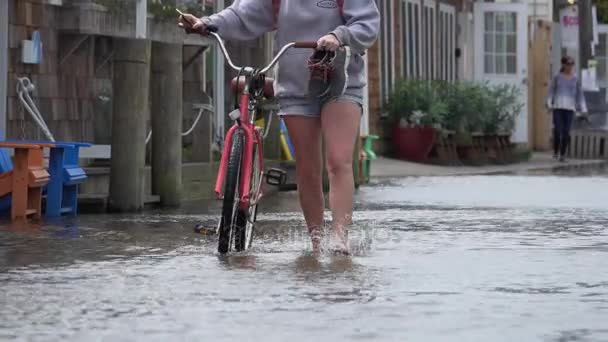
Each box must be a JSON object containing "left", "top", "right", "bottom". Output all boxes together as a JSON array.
[{"left": 1, "top": 166, "right": 608, "bottom": 341}]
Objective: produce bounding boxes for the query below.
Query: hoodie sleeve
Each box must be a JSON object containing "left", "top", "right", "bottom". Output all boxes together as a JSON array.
[
  {"left": 202, "top": 0, "right": 274, "bottom": 41},
  {"left": 330, "top": 0, "right": 380, "bottom": 55}
]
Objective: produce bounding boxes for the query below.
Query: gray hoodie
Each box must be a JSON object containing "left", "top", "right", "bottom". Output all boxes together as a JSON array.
[{"left": 202, "top": 0, "right": 380, "bottom": 100}]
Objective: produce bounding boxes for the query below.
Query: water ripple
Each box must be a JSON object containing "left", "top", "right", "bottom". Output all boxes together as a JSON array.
[{"left": 1, "top": 174, "right": 608, "bottom": 340}]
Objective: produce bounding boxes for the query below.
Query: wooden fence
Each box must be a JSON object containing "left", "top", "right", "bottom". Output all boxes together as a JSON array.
[{"left": 567, "top": 129, "right": 608, "bottom": 159}]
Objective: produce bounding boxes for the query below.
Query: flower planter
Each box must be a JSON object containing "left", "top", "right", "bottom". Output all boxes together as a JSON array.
[
  {"left": 455, "top": 132, "right": 484, "bottom": 166},
  {"left": 482, "top": 134, "right": 505, "bottom": 164},
  {"left": 427, "top": 131, "right": 462, "bottom": 166},
  {"left": 392, "top": 126, "right": 437, "bottom": 162}
]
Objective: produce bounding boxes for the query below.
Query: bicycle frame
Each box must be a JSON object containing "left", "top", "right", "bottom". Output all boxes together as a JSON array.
[
  {"left": 207, "top": 30, "right": 317, "bottom": 210},
  {"left": 214, "top": 90, "right": 264, "bottom": 210}
]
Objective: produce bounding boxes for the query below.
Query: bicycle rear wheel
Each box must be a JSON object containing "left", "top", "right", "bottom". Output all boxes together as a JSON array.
[{"left": 218, "top": 129, "right": 247, "bottom": 254}]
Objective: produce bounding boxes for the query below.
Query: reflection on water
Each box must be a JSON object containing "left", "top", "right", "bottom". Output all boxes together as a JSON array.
[{"left": 1, "top": 171, "right": 608, "bottom": 341}]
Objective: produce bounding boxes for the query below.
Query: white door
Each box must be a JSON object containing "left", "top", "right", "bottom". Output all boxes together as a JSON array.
[{"left": 474, "top": 2, "right": 528, "bottom": 144}]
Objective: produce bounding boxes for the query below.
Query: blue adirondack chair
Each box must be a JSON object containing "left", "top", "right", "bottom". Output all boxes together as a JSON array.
[
  {"left": 43, "top": 141, "right": 90, "bottom": 217},
  {"left": 0, "top": 145, "right": 13, "bottom": 213}
]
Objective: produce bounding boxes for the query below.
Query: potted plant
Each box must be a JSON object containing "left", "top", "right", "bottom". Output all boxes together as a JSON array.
[
  {"left": 385, "top": 80, "right": 448, "bottom": 162},
  {"left": 444, "top": 81, "right": 487, "bottom": 165},
  {"left": 484, "top": 83, "right": 523, "bottom": 163}
]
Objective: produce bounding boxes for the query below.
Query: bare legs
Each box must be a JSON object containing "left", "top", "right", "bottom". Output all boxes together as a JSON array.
[
  {"left": 283, "top": 101, "right": 361, "bottom": 253},
  {"left": 322, "top": 101, "right": 361, "bottom": 251},
  {"left": 283, "top": 116, "right": 324, "bottom": 251}
]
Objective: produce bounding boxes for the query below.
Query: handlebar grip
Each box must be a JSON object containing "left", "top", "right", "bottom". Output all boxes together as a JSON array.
[
  {"left": 206, "top": 25, "right": 218, "bottom": 33},
  {"left": 294, "top": 42, "right": 318, "bottom": 49}
]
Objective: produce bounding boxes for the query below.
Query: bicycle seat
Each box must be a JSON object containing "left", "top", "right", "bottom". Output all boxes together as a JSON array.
[{"left": 231, "top": 76, "right": 275, "bottom": 98}]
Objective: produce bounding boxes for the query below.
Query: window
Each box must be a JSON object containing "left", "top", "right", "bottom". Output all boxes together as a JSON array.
[
  {"left": 422, "top": 6, "right": 429, "bottom": 78},
  {"left": 483, "top": 12, "right": 517, "bottom": 75},
  {"left": 401, "top": 0, "right": 422, "bottom": 79},
  {"left": 420, "top": 0, "right": 436, "bottom": 80},
  {"left": 401, "top": 1, "right": 409, "bottom": 77},
  {"left": 377, "top": 0, "right": 395, "bottom": 100},
  {"left": 428, "top": 3, "right": 436, "bottom": 79},
  {"left": 439, "top": 10, "right": 445, "bottom": 80},
  {"left": 413, "top": 2, "right": 420, "bottom": 77},
  {"left": 439, "top": 3, "right": 456, "bottom": 81},
  {"left": 401, "top": 0, "right": 455, "bottom": 81}
]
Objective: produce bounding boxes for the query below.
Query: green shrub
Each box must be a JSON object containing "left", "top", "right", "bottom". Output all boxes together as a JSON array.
[
  {"left": 385, "top": 79, "right": 448, "bottom": 128},
  {"left": 487, "top": 83, "right": 523, "bottom": 134},
  {"left": 384, "top": 79, "right": 523, "bottom": 135}
]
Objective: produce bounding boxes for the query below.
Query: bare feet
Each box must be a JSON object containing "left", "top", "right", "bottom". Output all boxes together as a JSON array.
[
  {"left": 308, "top": 225, "right": 322, "bottom": 254},
  {"left": 329, "top": 224, "right": 350, "bottom": 255}
]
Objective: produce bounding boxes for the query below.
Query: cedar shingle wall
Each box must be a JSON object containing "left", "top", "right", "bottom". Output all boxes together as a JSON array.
[
  {"left": 7, "top": 0, "right": 97, "bottom": 142},
  {"left": 6, "top": 0, "right": 212, "bottom": 147}
]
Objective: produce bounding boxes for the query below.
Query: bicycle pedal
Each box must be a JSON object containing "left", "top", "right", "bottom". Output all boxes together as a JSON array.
[
  {"left": 194, "top": 224, "right": 216, "bottom": 235},
  {"left": 266, "top": 168, "right": 287, "bottom": 186}
]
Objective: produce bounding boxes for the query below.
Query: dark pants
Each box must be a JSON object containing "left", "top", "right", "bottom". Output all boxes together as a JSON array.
[{"left": 552, "top": 109, "right": 574, "bottom": 156}]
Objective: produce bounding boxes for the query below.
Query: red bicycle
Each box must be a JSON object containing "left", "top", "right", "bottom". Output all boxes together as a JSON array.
[{"left": 202, "top": 27, "right": 317, "bottom": 254}]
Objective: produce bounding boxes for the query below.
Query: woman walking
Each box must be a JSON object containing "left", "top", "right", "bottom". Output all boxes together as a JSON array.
[
  {"left": 178, "top": 1, "right": 380, "bottom": 254},
  {"left": 546, "top": 56, "right": 587, "bottom": 162}
]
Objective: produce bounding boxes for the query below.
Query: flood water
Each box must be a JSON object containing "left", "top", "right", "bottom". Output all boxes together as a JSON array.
[{"left": 1, "top": 166, "right": 608, "bottom": 341}]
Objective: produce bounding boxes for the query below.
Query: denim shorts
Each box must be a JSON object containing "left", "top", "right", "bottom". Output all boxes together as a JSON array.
[{"left": 278, "top": 88, "right": 364, "bottom": 117}]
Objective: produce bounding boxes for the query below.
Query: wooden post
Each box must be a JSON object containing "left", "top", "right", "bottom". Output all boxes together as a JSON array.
[
  {"left": 109, "top": 38, "right": 150, "bottom": 212},
  {"left": 135, "top": 0, "right": 147, "bottom": 39},
  {"left": 0, "top": 0, "right": 8, "bottom": 138},
  {"left": 532, "top": 20, "right": 553, "bottom": 151},
  {"left": 578, "top": 0, "right": 594, "bottom": 67},
  {"left": 528, "top": 18, "right": 535, "bottom": 147},
  {"left": 151, "top": 42, "right": 182, "bottom": 207}
]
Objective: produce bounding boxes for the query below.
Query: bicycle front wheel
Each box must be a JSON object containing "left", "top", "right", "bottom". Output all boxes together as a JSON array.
[{"left": 218, "top": 129, "right": 247, "bottom": 254}]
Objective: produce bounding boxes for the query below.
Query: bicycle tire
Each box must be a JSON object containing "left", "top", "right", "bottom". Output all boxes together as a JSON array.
[{"left": 218, "top": 129, "right": 245, "bottom": 254}]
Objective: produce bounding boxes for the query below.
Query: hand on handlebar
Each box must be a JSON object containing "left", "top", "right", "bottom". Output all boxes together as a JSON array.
[
  {"left": 178, "top": 13, "right": 207, "bottom": 35},
  {"left": 317, "top": 34, "right": 340, "bottom": 51}
]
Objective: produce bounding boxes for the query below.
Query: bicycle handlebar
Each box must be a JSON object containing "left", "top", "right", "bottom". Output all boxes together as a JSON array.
[
  {"left": 206, "top": 28, "right": 317, "bottom": 74},
  {"left": 293, "top": 42, "right": 318, "bottom": 49}
]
